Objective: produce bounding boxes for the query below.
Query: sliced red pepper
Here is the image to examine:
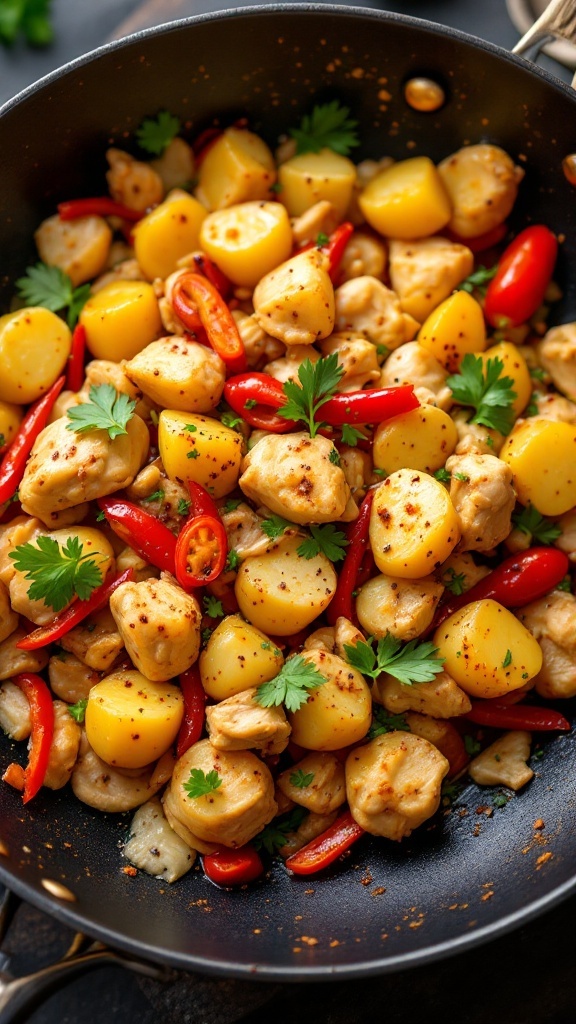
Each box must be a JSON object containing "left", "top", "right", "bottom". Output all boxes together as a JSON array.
[
  {"left": 16, "top": 567, "right": 135, "bottom": 651},
  {"left": 320, "top": 385, "right": 418, "bottom": 426},
  {"left": 285, "top": 810, "right": 364, "bottom": 876},
  {"left": 223, "top": 373, "right": 296, "bottom": 433},
  {"left": 175, "top": 482, "right": 227, "bottom": 589},
  {"left": 66, "top": 322, "right": 87, "bottom": 392},
  {"left": 97, "top": 497, "right": 177, "bottom": 574},
  {"left": 324, "top": 221, "right": 354, "bottom": 281},
  {"left": 176, "top": 664, "right": 207, "bottom": 758},
  {"left": 203, "top": 845, "right": 264, "bottom": 886},
  {"left": 171, "top": 272, "right": 247, "bottom": 374},
  {"left": 462, "top": 701, "right": 570, "bottom": 732},
  {"left": 2, "top": 673, "right": 54, "bottom": 803},
  {"left": 483, "top": 225, "right": 558, "bottom": 328},
  {"left": 326, "top": 490, "right": 374, "bottom": 626},
  {"left": 58, "top": 198, "right": 143, "bottom": 223},
  {"left": 192, "top": 252, "right": 230, "bottom": 296},
  {"left": 0, "top": 375, "right": 65, "bottom": 506}
]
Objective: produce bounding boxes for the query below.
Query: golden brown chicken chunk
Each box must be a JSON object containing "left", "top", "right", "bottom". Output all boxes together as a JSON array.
[{"left": 206, "top": 688, "right": 291, "bottom": 756}]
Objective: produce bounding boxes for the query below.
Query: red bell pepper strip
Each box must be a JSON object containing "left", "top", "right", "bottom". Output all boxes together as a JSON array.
[
  {"left": 175, "top": 482, "right": 227, "bottom": 589},
  {"left": 203, "top": 845, "right": 264, "bottom": 886},
  {"left": 171, "top": 272, "right": 247, "bottom": 374},
  {"left": 176, "top": 664, "right": 207, "bottom": 758},
  {"left": 319, "top": 385, "right": 419, "bottom": 425},
  {"left": 483, "top": 225, "right": 558, "bottom": 328},
  {"left": 324, "top": 221, "right": 354, "bottom": 281},
  {"left": 58, "top": 198, "right": 143, "bottom": 223},
  {"left": 223, "top": 373, "right": 296, "bottom": 432},
  {"left": 192, "top": 252, "right": 230, "bottom": 296},
  {"left": 66, "top": 322, "right": 87, "bottom": 392},
  {"left": 0, "top": 375, "right": 65, "bottom": 506},
  {"left": 2, "top": 673, "right": 54, "bottom": 803},
  {"left": 16, "top": 567, "right": 135, "bottom": 651},
  {"left": 285, "top": 810, "right": 364, "bottom": 875},
  {"left": 462, "top": 701, "right": 570, "bottom": 732},
  {"left": 326, "top": 490, "right": 374, "bottom": 626},
  {"left": 97, "top": 497, "right": 177, "bottom": 574}
]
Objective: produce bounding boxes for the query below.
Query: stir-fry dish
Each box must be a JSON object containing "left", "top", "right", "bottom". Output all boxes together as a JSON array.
[{"left": 0, "top": 102, "right": 574, "bottom": 887}]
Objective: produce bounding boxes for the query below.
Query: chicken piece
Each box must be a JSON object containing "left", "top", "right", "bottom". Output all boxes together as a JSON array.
[
  {"left": 452, "top": 409, "right": 504, "bottom": 456},
  {"left": 264, "top": 344, "right": 320, "bottom": 385},
  {"left": 530, "top": 390, "right": 576, "bottom": 423},
  {"left": 304, "top": 616, "right": 364, "bottom": 661},
  {"left": 279, "top": 810, "right": 338, "bottom": 858},
  {"left": 109, "top": 573, "right": 201, "bottom": 682},
  {"left": 388, "top": 237, "right": 473, "bottom": 323},
  {"left": 239, "top": 432, "right": 357, "bottom": 524},
  {"left": 81, "top": 359, "right": 147, "bottom": 417},
  {"left": 165, "top": 739, "right": 277, "bottom": 848},
  {"left": 517, "top": 591, "right": 576, "bottom": 699},
  {"left": 468, "top": 731, "right": 534, "bottom": 790},
  {"left": 334, "top": 276, "right": 418, "bottom": 352},
  {"left": 375, "top": 670, "right": 471, "bottom": 719},
  {"left": 162, "top": 792, "right": 219, "bottom": 855},
  {"left": 336, "top": 231, "right": 387, "bottom": 284},
  {"left": 447, "top": 452, "right": 516, "bottom": 552},
  {"left": 345, "top": 732, "right": 449, "bottom": 840},
  {"left": 220, "top": 501, "right": 300, "bottom": 560},
  {"left": 380, "top": 342, "right": 452, "bottom": 411},
  {"left": 556, "top": 508, "right": 576, "bottom": 564},
  {"left": 150, "top": 137, "right": 196, "bottom": 193},
  {"left": 435, "top": 551, "right": 491, "bottom": 593},
  {"left": 537, "top": 323, "right": 576, "bottom": 401},
  {"left": 123, "top": 796, "right": 196, "bottom": 882},
  {"left": 231, "top": 311, "right": 285, "bottom": 369},
  {"left": 277, "top": 752, "right": 346, "bottom": 815},
  {"left": 0, "top": 681, "right": 31, "bottom": 740},
  {"left": 0, "top": 516, "right": 44, "bottom": 587},
  {"left": 34, "top": 214, "right": 112, "bottom": 287},
  {"left": 19, "top": 413, "right": 149, "bottom": 525},
  {"left": 60, "top": 608, "right": 124, "bottom": 672},
  {"left": 0, "top": 580, "right": 18, "bottom": 644},
  {"left": 43, "top": 700, "right": 82, "bottom": 791},
  {"left": 124, "top": 337, "right": 225, "bottom": 413},
  {"left": 115, "top": 546, "right": 159, "bottom": 583},
  {"left": 48, "top": 653, "right": 100, "bottom": 704},
  {"left": 126, "top": 457, "right": 190, "bottom": 535},
  {"left": 438, "top": 144, "right": 524, "bottom": 239},
  {"left": 356, "top": 573, "right": 444, "bottom": 641},
  {"left": 290, "top": 199, "right": 339, "bottom": 245},
  {"left": 106, "top": 148, "right": 164, "bottom": 213},
  {"left": 206, "top": 687, "right": 291, "bottom": 756},
  {"left": 338, "top": 445, "right": 372, "bottom": 502},
  {"left": 0, "top": 628, "right": 49, "bottom": 681},
  {"left": 319, "top": 333, "right": 381, "bottom": 391},
  {"left": 252, "top": 248, "right": 335, "bottom": 346},
  {"left": 72, "top": 732, "right": 166, "bottom": 812},
  {"left": 91, "top": 258, "right": 146, "bottom": 294}
]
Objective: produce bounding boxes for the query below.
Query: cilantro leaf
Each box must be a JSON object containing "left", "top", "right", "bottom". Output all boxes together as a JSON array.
[
  {"left": 441, "top": 567, "right": 466, "bottom": 596},
  {"left": 493, "top": 791, "right": 512, "bottom": 809},
  {"left": 15, "top": 263, "right": 89, "bottom": 329},
  {"left": 136, "top": 111, "right": 181, "bottom": 156},
  {"left": 9, "top": 535, "right": 103, "bottom": 611},
  {"left": 278, "top": 353, "right": 344, "bottom": 437},
  {"left": 0, "top": 0, "right": 54, "bottom": 47},
  {"left": 446, "top": 354, "right": 517, "bottom": 435},
  {"left": 434, "top": 468, "right": 451, "bottom": 483},
  {"left": 512, "top": 503, "right": 562, "bottom": 545},
  {"left": 66, "top": 384, "right": 136, "bottom": 440},
  {"left": 457, "top": 264, "right": 498, "bottom": 296},
  {"left": 225, "top": 550, "right": 241, "bottom": 573},
  {"left": 289, "top": 769, "right": 315, "bottom": 789},
  {"left": 183, "top": 768, "right": 222, "bottom": 799},
  {"left": 344, "top": 633, "right": 445, "bottom": 686},
  {"left": 253, "top": 807, "right": 308, "bottom": 854},
  {"left": 177, "top": 498, "right": 191, "bottom": 517},
  {"left": 222, "top": 499, "right": 242, "bottom": 514},
  {"left": 340, "top": 424, "right": 366, "bottom": 447},
  {"left": 290, "top": 101, "right": 359, "bottom": 157},
  {"left": 297, "top": 524, "right": 348, "bottom": 562},
  {"left": 260, "top": 514, "right": 294, "bottom": 540},
  {"left": 68, "top": 698, "right": 88, "bottom": 724},
  {"left": 255, "top": 655, "right": 326, "bottom": 713},
  {"left": 557, "top": 575, "right": 572, "bottom": 593},
  {"left": 202, "top": 595, "right": 224, "bottom": 618},
  {"left": 464, "top": 734, "right": 481, "bottom": 757},
  {"left": 142, "top": 489, "right": 165, "bottom": 504},
  {"left": 367, "top": 706, "right": 411, "bottom": 740}
]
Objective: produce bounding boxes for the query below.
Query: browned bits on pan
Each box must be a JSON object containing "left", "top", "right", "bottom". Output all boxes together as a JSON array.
[
  {"left": 0, "top": 839, "right": 8, "bottom": 857},
  {"left": 562, "top": 154, "right": 576, "bottom": 186},
  {"left": 404, "top": 77, "right": 446, "bottom": 112},
  {"left": 41, "top": 878, "right": 77, "bottom": 902}
]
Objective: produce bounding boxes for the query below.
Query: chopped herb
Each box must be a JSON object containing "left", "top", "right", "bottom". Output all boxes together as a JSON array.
[
  {"left": 367, "top": 706, "right": 411, "bottom": 740},
  {"left": 177, "top": 498, "right": 191, "bottom": 517},
  {"left": 373, "top": 468, "right": 387, "bottom": 478},
  {"left": 494, "top": 753, "right": 501, "bottom": 762},
  {"left": 149, "top": 409, "right": 159, "bottom": 427},
  {"left": 260, "top": 514, "right": 294, "bottom": 540},
  {"left": 289, "top": 769, "right": 315, "bottom": 789},
  {"left": 297, "top": 524, "right": 348, "bottom": 563},
  {"left": 142, "top": 489, "right": 165, "bottom": 504},
  {"left": 278, "top": 353, "right": 344, "bottom": 438},
  {"left": 201, "top": 627, "right": 213, "bottom": 646},
  {"left": 225, "top": 550, "right": 241, "bottom": 573},
  {"left": 16, "top": 262, "right": 90, "bottom": 329},
  {"left": 269, "top": 182, "right": 283, "bottom": 194},
  {"left": 376, "top": 344, "right": 389, "bottom": 359},
  {"left": 485, "top": 434, "right": 495, "bottom": 449},
  {"left": 457, "top": 264, "right": 498, "bottom": 296},
  {"left": 0, "top": 0, "right": 54, "bottom": 49},
  {"left": 512, "top": 503, "right": 562, "bottom": 545},
  {"left": 502, "top": 649, "right": 513, "bottom": 668},
  {"left": 254, "top": 654, "right": 326, "bottom": 713},
  {"left": 442, "top": 780, "right": 464, "bottom": 807},
  {"left": 521, "top": 672, "right": 529, "bottom": 679},
  {"left": 9, "top": 535, "right": 103, "bottom": 612},
  {"left": 66, "top": 384, "right": 136, "bottom": 440},
  {"left": 525, "top": 393, "right": 539, "bottom": 417},
  {"left": 183, "top": 768, "right": 223, "bottom": 798},
  {"left": 186, "top": 449, "right": 200, "bottom": 459},
  {"left": 532, "top": 749, "right": 544, "bottom": 761},
  {"left": 434, "top": 468, "right": 451, "bottom": 483},
  {"left": 453, "top": 472, "right": 470, "bottom": 483},
  {"left": 316, "top": 232, "right": 330, "bottom": 246},
  {"left": 557, "top": 575, "right": 572, "bottom": 593},
  {"left": 202, "top": 595, "right": 224, "bottom": 618},
  {"left": 0, "top": 434, "right": 5, "bottom": 449},
  {"left": 218, "top": 403, "right": 244, "bottom": 432},
  {"left": 446, "top": 354, "right": 517, "bottom": 435},
  {"left": 529, "top": 366, "right": 546, "bottom": 382},
  {"left": 442, "top": 567, "right": 467, "bottom": 596},
  {"left": 328, "top": 447, "right": 341, "bottom": 466},
  {"left": 244, "top": 398, "right": 257, "bottom": 410},
  {"left": 340, "top": 424, "right": 366, "bottom": 447},
  {"left": 253, "top": 806, "right": 308, "bottom": 854},
  {"left": 464, "top": 735, "right": 481, "bottom": 757},
  {"left": 344, "top": 633, "right": 445, "bottom": 686},
  {"left": 68, "top": 698, "right": 88, "bottom": 724},
  {"left": 95, "top": 510, "right": 107, "bottom": 523},
  {"left": 493, "top": 792, "right": 512, "bottom": 809},
  {"left": 184, "top": 423, "right": 197, "bottom": 433},
  {"left": 136, "top": 110, "right": 181, "bottom": 156},
  {"left": 290, "top": 100, "right": 359, "bottom": 157}
]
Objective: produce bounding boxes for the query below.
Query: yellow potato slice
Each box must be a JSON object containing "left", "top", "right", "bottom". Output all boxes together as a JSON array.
[
  {"left": 0, "top": 308, "right": 71, "bottom": 405},
  {"left": 500, "top": 418, "right": 576, "bottom": 516},
  {"left": 278, "top": 148, "right": 356, "bottom": 218},
  {"left": 200, "top": 201, "right": 292, "bottom": 287},
  {"left": 359, "top": 156, "right": 451, "bottom": 240},
  {"left": 200, "top": 615, "right": 284, "bottom": 700},
  {"left": 158, "top": 411, "right": 243, "bottom": 499},
  {"left": 198, "top": 128, "right": 276, "bottom": 210},
  {"left": 133, "top": 190, "right": 207, "bottom": 280},
  {"left": 418, "top": 290, "right": 486, "bottom": 372},
  {"left": 373, "top": 405, "right": 458, "bottom": 475},
  {"left": 80, "top": 281, "right": 162, "bottom": 362},
  {"left": 288, "top": 650, "right": 371, "bottom": 750}
]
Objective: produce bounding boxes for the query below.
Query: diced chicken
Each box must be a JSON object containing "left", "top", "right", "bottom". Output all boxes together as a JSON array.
[
  {"left": 220, "top": 501, "right": 300, "bottom": 560},
  {"left": 438, "top": 144, "right": 524, "bottom": 239},
  {"left": 518, "top": 591, "right": 576, "bottom": 699},
  {"left": 91, "top": 258, "right": 146, "bottom": 294},
  {"left": 537, "top": 323, "right": 576, "bottom": 401},
  {"left": 290, "top": 200, "right": 339, "bottom": 245},
  {"left": 356, "top": 573, "right": 444, "bottom": 641},
  {"left": 380, "top": 342, "right": 453, "bottom": 410},
  {"left": 48, "top": 653, "right": 100, "bottom": 704},
  {"left": 105, "top": 240, "right": 135, "bottom": 270},
  {"left": 126, "top": 457, "right": 190, "bottom": 535},
  {"left": 124, "top": 796, "right": 196, "bottom": 882},
  {"left": 345, "top": 732, "right": 449, "bottom": 840},
  {"left": 336, "top": 231, "right": 387, "bottom": 284},
  {"left": 0, "top": 681, "right": 31, "bottom": 740},
  {"left": 279, "top": 810, "right": 338, "bottom": 858},
  {"left": 530, "top": 390, "right": 576, "bottom": 423},
  {"left": 375, "top": 670, "right": 471, "bottom": 719},
  {"left": 106, "top": 148, "right": 164, "bottom": 213},
  {"left": 0, "top": 580, "right": 18, "bottom": 644},
  {"left": 231, "top": 311, "right": 285, "bottom": 368},
  {"left": 150, "top": 137, "right": 196, "bottom": 193},
  {"left": 0, "top": 628, "right": 49, "bottom": 681},
  {"left": 206, "top": 687, "right": 291, "bottom": 756},
  {"left": 239, "top": 432, "right": 357, "bottom": 524},
  {"left": 44, "top": 700, "right": 82, "bottom": 790},
  {"left": 0, "top": 516, "right": 44, "bottom": 587},
  {"left": 319, "top": 333, "right": 380, "bottom": 391},
  {"left": 388, "top": 237, "right": 473, "bottom": 323},
  {"left": 252, "top": 249, "right": 335, "bottom": 346},
  {"left": 47, "top": 390, "right": 83, "bottom": 424},
  {"left": 115, "top": 546, "right": 159, "bottom": 583},
  {"left": 338, "top": 446, "right": 372, "bottom": 502},
  {"left": 72, "top": 732, "right": 166, "bottom": 812},
  {"left": 265, "top": 344, "right": 320, "bottom": 385},
  {"left": 334, "top": 276, "right": 418, "bottom": 352},
  {"left": 34, "top": 214, "right": 112, "bottom": 287},
  {"left": 81, "top": 359, "right": 147, "bottom": 419},
  {"left": 446, "top": 452, "right": 516, "bottom": 552},
  {"left": 19, "top": 414, "right": 149, "bottom": 525},
  {"left": 468, "top": 730, "right": 534, "bottom": 790},
  {"left": 277, "top": 752, "right": 346, "bottom": 815},
  {"left": 109, "top": 573, "right": 201, "bottom": 682},
  {"left": 304, "top": 616, "right": 364, "bottom": 658},
  {"left": 556, "top": 508, "right": 576, "bottom": 564},
  {"left": 60, "top": 608, "right": 124, "bottom": 672},
  {"left": 165, "top": 739, "right": 277, "bottom": 848},
  {"left": 435, "top": 551, "right": 491, "bottom": 593},
  {"left": 124, "top": 337, "right": 225, "bottom": 413},
  {"left": 452, "top": 409, "right": 504, "bottom": 457}
]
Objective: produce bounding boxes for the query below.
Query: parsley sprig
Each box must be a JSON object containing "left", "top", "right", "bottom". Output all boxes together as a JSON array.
[
  {"left": 183, "top": 768, "right": 223, "bottom": 799},
  {"left": 16, "top": 263, "right": 90, "bottom": 329},
  {"left": 255, "top": 655, "right": 327, "bottom": 713},
  {"left": 446, "top": 354, "right": 517, "bottom": 435},
  {"left": 512, "top": 503, "right": 562, "bottom": 545},
  {"left": 136, "top": 111, "right": 181, "bottom": 156},
  {"left": 202, "top": 595, "right": 224, "bottom": 619},
  {"left": 458, "top": 264, "right": 498, "bottom": 296},
  {"left": 297, "top": 524, "right": 348, "bottom": 562},
  {"left": 344, "top": 633, "right": 445, "bottom": 686},
  {"left": 68, "top": 698, "right": 88, "bottom": 724},
  {"left": 367, "top": 706, "right": 411, "bottom": 740},
  {"left": 278, "top": 353, "right": 344, "bottom": 437},
  {"left": 253, "top": 807, "right": 308, "bottom": 854},
  {"left": 261, "top": 514, "right": 295, "bottom": 540},
  {"left": 0, "top": 0, "right": 53, "bottom": 47},
  {"left": 66, "top": 384, "right": 136, "bottom": 440},
  {"left": 290, "top": 101, "right": 360, "bottom": 156},
  {"left": 441, "top": 567, "right": 467, "bottom": 596},
  {"left": 289, "top": 769, "right": 315, "bottom": 789},
  {"left": 10, "top": 536, "right": 103, "bottom": 612}
]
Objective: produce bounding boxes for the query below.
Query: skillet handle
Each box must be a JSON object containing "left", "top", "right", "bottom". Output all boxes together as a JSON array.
[{"left": 512, "top": 0, "right": 576, "bottom": 83}]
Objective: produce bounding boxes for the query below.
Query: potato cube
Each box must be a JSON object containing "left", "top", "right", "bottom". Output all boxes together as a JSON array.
[
  {"left": 359, "top": 156, "right": 451, "bottom": 240},
  {"left": 278, "top": 148, "right": 356, "bottom": 218},
  {"left": 200, "top": 201, "right": 292, "bottom": 287},
  {"left": 197, "top": 128, "right": 276, "bottom": 210},
  {"left": 133, "top": 190, "right": 207, "bottom": 281}
]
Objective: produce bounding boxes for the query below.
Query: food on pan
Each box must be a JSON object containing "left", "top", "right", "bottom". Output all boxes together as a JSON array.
[{"left": 0, "top": 101, "right": 573, "bottom": 888}]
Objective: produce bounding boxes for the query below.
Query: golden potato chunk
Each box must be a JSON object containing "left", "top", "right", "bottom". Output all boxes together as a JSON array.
[
  {"left": 197, "top": 128, "right": 276, "bottom": 210},
  {"left": 159, "top": 411, "right": 243, "bottom": 499},
  {"left": 80, "top": 281, "right": 162, "bottom": 363},
  {"left": 356, "top": 573, "right": 443, "bottom": 640},
  {"left": 133, "top": 190, "right": 207, "bottom": 281},
  {"left": 200, "top": 201, "right": 292, "bottom": 288},
  {"left": 288, "top": 649, "right": 371, "bottom": 750},
  {"left": 500, "top": 419, "right": 576, "bottom": 516},
  {"left": 0, "top": 308, "right": 71, "bottom": 405},
  {"left": 200, "top": 615, "right": 284, "bottom": 701},
  {"left": 279, "top": 149, "right": 356, "bottom": 218},
  {"left": 86, "top": 671, "right": 184, "bottom": 769},
  {"left": 373, "top": 405, "right": 458, "bottom": 475},
  {"left": 359, "top": 156, "right": 451, "bottom": 239}
]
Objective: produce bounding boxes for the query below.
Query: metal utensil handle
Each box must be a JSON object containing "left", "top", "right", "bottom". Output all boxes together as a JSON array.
[{"left": 513, "top": 0, "right": 576, "bottom": 80}]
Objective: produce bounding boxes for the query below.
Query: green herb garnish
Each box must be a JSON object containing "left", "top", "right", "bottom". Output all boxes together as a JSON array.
[
  {"left": 278, "top": 353, "right": 344, "bottom": 437},
  {"left": 10, "top": 536, "right": 103, "bottom": 612},
  {"left": 446, "top": 354, "right": 517, "bottom": 435},
  {"left": 367, "top": 706, "right": 411, "bottom": 740},
  {"left": 255, "top": 655, "right": 326, "bottom": 713},
  {"left": 290, "top": 101, "right": 360, "bottom": 156},
  {"left": 344, "top": 633, "right": 445, "bottom": 686},
  {"left": 297, "top": 524, "right": 348, "bottom": 562},
  {"left": 16, "top": 263, "right": 90, "bottom": 329},
  {"left": 183, "top": 768, "right": 223, "bottom": 799},
  {"left": 289, "top": 769, "right": 315, "bottom": 789},
  {"left": 66, "top": 384, "right": 136, "bottom": 440},
  {"left": 136, "top": 111, "right": 181, "bottom": 156},
  {"left": 512, "top": 503, "right": 562, "bottom": 545},
  {"left": 253, "top": 807, "right": 308, "bottom": 854}
]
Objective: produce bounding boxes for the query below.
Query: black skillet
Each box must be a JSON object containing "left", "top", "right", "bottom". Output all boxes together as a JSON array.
[{"left": 0, "top": 2, "right": 575, "bottom": 984}]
